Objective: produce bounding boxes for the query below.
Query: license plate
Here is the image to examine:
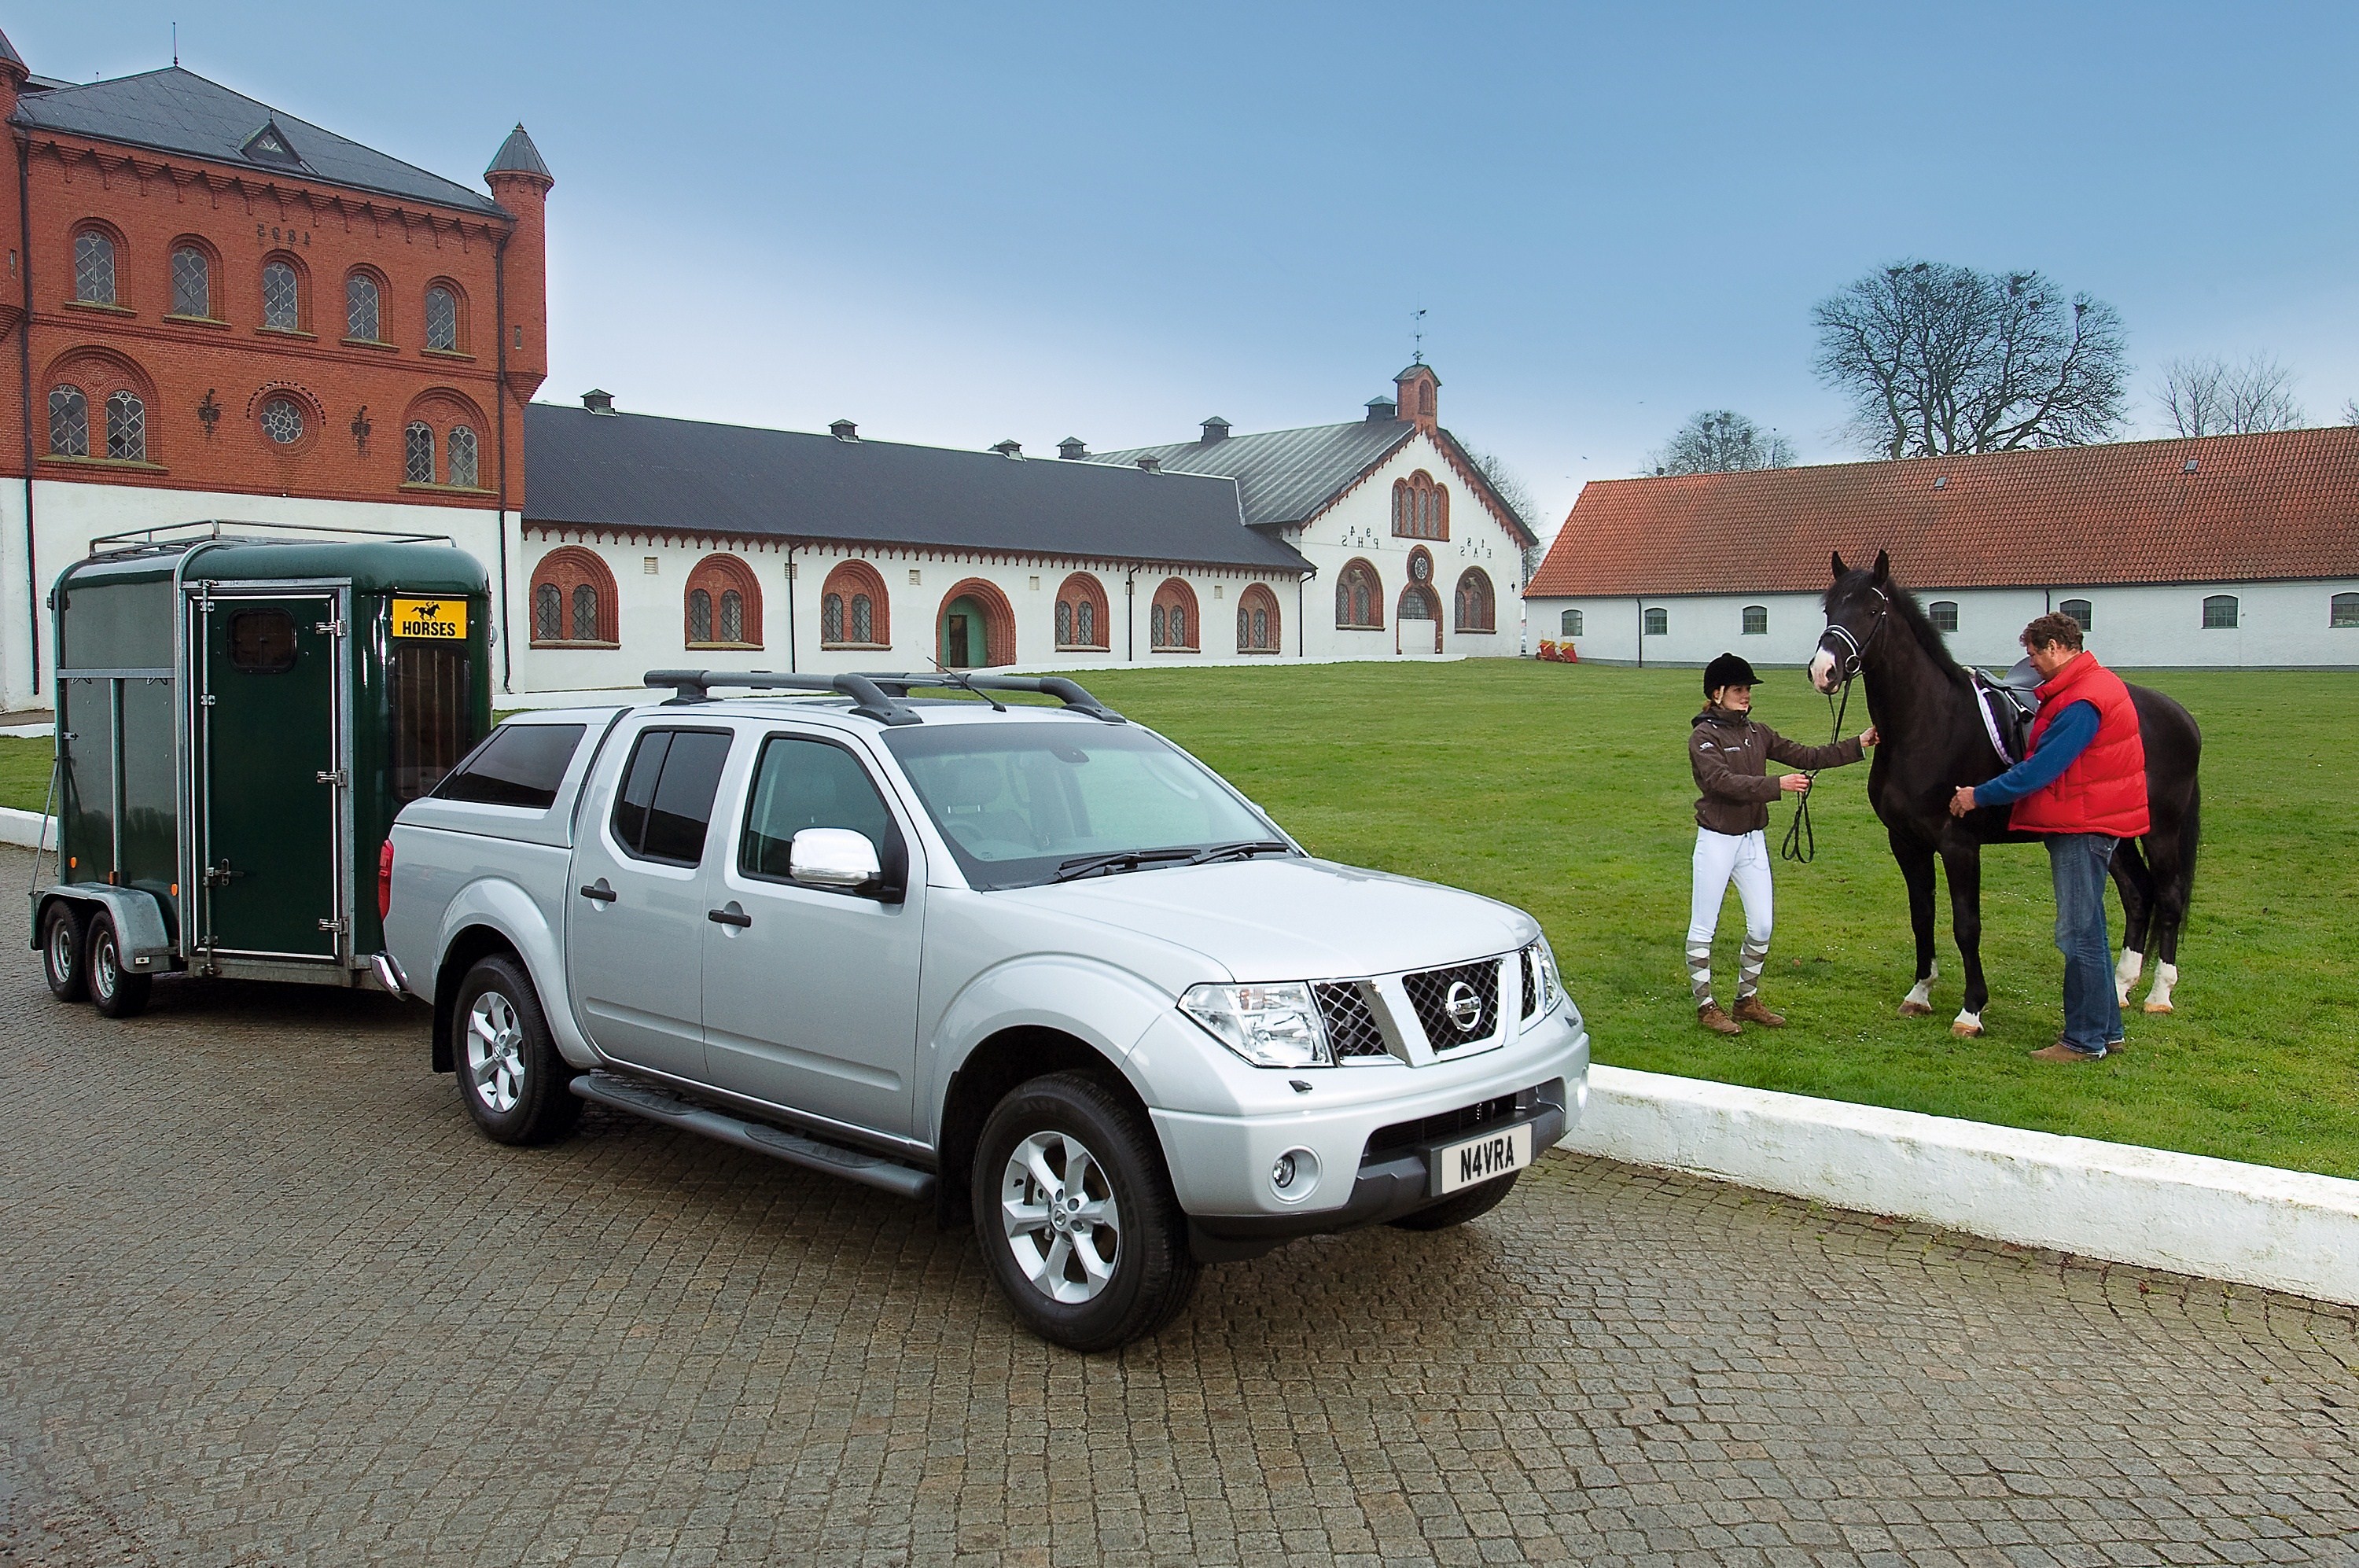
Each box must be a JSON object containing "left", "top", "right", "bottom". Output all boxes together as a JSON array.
[{"left": 1432, "top": 1121, "right": 1533, "bottom": 1194}]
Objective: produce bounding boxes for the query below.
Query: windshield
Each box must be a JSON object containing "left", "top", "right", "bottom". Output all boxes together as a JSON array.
[{"left": 881, "top": 720, "right": 1287, "bottom": 889}]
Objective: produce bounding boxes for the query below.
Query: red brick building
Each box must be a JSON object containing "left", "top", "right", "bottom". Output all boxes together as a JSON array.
[{"left": 0, "top": 27, "right": 549, "bottom": 706}]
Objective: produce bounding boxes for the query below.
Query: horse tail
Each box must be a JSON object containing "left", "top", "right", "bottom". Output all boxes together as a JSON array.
[{"left": 2175, "top": 776, "right": 2200, "bottom": 922}]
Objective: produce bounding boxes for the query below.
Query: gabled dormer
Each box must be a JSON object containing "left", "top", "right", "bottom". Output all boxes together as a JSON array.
[{"left": 241, "top": 116, "right": 304, "bottom": 168}]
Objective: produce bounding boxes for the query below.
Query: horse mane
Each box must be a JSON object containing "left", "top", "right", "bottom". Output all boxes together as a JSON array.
[{"left": 1827, "top": 572, "right": 1971, "bottom": 683}]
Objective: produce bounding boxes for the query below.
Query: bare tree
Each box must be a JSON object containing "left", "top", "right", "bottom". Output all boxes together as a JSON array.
[
  {"left": 1464, "top": 446, "right": 1538, "bottom": 533},
  {"left": 1650, "top": 410, "right": 1796, "bottom": 475},
  {"left": 2153, "top": 354, "right": 2305, "bottom": 436},
  {"left": 1812, "top": 259, "right": 2128, "bottom": 457},
  {"left": 2344, "top": 398, "right": 2359, "bottom": 427}
]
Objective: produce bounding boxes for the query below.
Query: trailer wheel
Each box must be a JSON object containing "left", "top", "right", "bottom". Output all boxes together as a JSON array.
[
  {"left": 86, "top": 913, "right": 152, "bottom": 1020},
  {"left": 453, "top": 956, "right": 580, "bottom": 1146},
  {"left": 41, "top": 902, "right": 89, "bottom": 1003}
]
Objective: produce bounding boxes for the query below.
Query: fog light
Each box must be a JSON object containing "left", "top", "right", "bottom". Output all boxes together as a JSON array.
[{"left": 1269, "top": 1147, "right": 1319, "bottom": 1203}]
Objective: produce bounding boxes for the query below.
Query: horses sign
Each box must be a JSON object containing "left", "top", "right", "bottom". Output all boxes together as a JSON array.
[{"left": 392, "top": 597, "right": 466, "bottom": 640}]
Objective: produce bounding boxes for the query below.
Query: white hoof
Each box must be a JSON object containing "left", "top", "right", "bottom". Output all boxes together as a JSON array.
[
  {"left": 1952, "top": 1009, "right": 1985, "bottom": 1038},
  {"left": 2144, "top": 962, "right": 2178, "bottom": 1014},
  {"left": 1900, "top": 974, "right": 1936, "bottom": 1017},
  {"left": 2115, "top": 948, "right": 2145, "bottom": 1008}
]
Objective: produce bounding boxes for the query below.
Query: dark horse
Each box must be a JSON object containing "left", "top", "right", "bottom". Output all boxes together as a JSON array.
[{"left": 1810, "top": 552, "right": 2203, "bottom": 1035}]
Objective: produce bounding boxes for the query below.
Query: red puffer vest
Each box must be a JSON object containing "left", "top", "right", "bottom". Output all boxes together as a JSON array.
[{"left": 2011, "top": 652, "right": 2150, "bottom": 837}]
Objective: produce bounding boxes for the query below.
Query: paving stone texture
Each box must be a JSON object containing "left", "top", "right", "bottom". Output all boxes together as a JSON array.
[{"left": 0, "top": 852, "right": 2353, "bottom": 1566}]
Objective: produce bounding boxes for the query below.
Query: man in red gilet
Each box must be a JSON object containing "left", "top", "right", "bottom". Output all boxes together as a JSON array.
[{"left": 1949, "top": 612, "right": 2148, "bottom": 1060}]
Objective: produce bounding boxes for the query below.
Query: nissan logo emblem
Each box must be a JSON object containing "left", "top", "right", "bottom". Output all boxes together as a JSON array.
[{"left": 1443, "top": 981, "right": 1484, "bottom": 1032}]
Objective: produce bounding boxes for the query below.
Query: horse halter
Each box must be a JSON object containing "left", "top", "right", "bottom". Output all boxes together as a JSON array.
[{"left": 1818, "top": 586, "right": 1891, "bottom": 683}]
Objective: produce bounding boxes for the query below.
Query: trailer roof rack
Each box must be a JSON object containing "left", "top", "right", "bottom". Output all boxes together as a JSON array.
[
  {"left": 85, "top": 518, "right": 455, "bottom": 559},
  {"left": 642, "top": 670, "right": 1125, "bottom": 726}
]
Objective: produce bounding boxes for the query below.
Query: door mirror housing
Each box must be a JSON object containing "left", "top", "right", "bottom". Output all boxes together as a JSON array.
[{"left": 789, "top": 826, "right": 883, "bottom": 891}]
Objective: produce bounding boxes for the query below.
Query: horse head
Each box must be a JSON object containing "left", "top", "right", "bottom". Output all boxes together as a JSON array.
[{"left": 1811, "top": 549, "right": 1893, "bottom": 694}]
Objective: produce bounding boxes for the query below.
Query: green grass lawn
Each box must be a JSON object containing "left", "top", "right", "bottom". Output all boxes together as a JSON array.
[{"left": 9, "top": 661, "right": 2355, "bottom": 1176}]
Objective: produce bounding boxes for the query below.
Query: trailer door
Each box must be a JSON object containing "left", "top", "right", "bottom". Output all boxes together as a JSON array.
[{"left": 197, "top": 592, "right": 344, "bottom": 960}]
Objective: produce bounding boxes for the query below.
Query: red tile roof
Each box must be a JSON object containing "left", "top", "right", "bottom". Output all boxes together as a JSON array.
[{"left": 1525, "top": 426, "right": 2359, "bottom": 598}]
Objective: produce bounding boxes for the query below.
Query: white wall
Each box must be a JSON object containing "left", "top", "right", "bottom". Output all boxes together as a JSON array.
[{"left": 1527, "top": 580, "right": 2359, "bottom": 670}]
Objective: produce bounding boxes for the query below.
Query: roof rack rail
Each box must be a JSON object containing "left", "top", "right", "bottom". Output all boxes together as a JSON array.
[
  {"left": 85, "top": 517, "right": 455, "bottom": 559},
  {"left": 641, "top": 670, "right": 1125, "bottom": 725}
]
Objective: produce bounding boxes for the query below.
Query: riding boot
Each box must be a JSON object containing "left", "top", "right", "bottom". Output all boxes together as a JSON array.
[
  {"left": 1698, "top": 1002, "right": 1742, "bottom": 1036},
  {"left": 1732, "top": 995, "right": 1785, "bottom": 1028}
]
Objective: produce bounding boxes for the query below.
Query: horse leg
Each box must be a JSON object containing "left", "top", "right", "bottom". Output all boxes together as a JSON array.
[
  {"left": 1940, "top": 841, "right": 1989, "bottom": 1036},
  {"left": 2140, "top": 825, "right": 2190, "bottom": 1014},
  {"left": 1891, "top": 826, "right": 1940, "bottom": 1016},
  {"left": 2109, "top": 837, "right": 2156, "bottom": 1007}
]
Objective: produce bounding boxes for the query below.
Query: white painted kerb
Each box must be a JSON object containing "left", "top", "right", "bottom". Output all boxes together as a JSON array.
[
  {"left": 1562, "top": 1064, "right": 2359, "bottom": 1306},
  {"left": 0, "top": 808, "right": 56, "bottom": 851}
]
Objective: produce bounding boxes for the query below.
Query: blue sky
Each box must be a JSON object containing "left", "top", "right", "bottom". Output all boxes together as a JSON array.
[{"left": 20, "top": 2, "right": 2359, "bottom": 536}]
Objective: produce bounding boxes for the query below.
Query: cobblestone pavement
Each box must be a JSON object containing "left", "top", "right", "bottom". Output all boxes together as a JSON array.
[{"left": 1, "top": 856, "right": 2353, "bottom": 1566}]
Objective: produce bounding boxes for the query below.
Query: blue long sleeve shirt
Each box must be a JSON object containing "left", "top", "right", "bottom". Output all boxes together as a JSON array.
[{"left": 1972, "top": 700, "right": 2099, "bottom": 808}]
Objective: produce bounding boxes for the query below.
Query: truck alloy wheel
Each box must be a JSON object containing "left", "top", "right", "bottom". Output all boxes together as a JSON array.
[
  {"left": 468, "top": 991, "right": 528, "bottom": 1114},
  {"left": 1000, "top": 1129, "right": 1124, "bottom": 1304},
  {"left": 452, "top": 956, "right": 580, "bottom": 1146},
  {"left": 41, "top": 903, "right": 87, "bottom": 1003},
  {"left": 86, "top": 912, "right": 152, "bottom": 1020}
]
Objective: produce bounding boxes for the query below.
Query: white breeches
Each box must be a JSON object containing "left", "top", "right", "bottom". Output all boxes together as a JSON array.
[{"left": 1688, "top": 828, "right": 1773, "bottom": 1006}]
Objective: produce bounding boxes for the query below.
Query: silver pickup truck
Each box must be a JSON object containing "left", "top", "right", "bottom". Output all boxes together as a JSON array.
[{"left": 382, "top": 672, "right": 1589, "bottom": 1349}]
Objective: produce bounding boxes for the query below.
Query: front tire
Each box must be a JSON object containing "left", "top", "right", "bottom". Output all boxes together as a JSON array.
[
  {"left": 453, "top": 956, "right": 580, "bottom": 1146},
  {"left": 972, "top": 1071, "right": 1198, "bottom": 1353},
  {"left": 41, "top": 902, "right": 87, "bottom": 1003},
  {"left": 86, "top": 913, "right": 151, "bottom": 1020},
  {"left": 1389, "top": 1170, "right": 1520, "bottom": 1231}
]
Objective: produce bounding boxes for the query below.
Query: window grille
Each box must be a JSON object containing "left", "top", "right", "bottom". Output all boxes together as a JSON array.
[
  {"left": 48, "top": 386, "right": 90, "bottom": 457},
  {"left": 572, "top": 583, "right": 600, "bottom": 641},
  {"left": 259, "top": 396, "right": 304, "bottom": 445},
  {"left": 534, "top": 583, "right": 561, "bottom": 641},
  {"left": 105, "top": 392, "right": 145, "bottom": 462},
  {"left": 1741, "top": 605, "right": 1767, "bottom": 635},
  {"left": 447, "top": 425, "right": 479, "bottom": 488},
  {"left": 404, "top": 421, "right": 436, "bottom": 482},
  {"left": 2202, "top": 594, "right": 2238, "bottom": 630},
  {"left": 1928, "top": 601, "right": 1960, "bottom": 634},
  {"left": 1235, "top": 605, "right": 1249, "bottom": 649},
  {"left": 852, "top": 594, "right": 874, "bottom": 643},
  {"left": 347, "top": 274, "right": 381, "bottom": 340},
  {"left": 719, "top": 590, "right": 744, "bottom": 642},
  {"left": 1252, "top": 606, "right": 1268, "bottom": 648},
  {"left": 73, "top": 232, "right": 116, "bottom": 304},
  {"left": 171, "top": 248, "right": 211, "bottom": 317},
  {"left": 1643, "top": 606, "right": 1666, "bottom": 636},
  {"left": 1076, "top": 599, "right": 1094, "bottom": 646},
  {"left": 823, "top": 593, "right": 846, "bottom": 645},
  {"left": 1560, "top": 609, "right": 1582, "bottom": 637},
  {"left": 2059, "top": 598, "right": 2093, "bottom": 631},
  {"left": 1151, "top": 605, "right": 1168, "bottom": 648},
  {"left": 2333, "top": 593, "right": 2359, "bottom": 629},
  {"left": 689, "top": 588, "right": 714, "bottom": 643},
  {"left": 1168, "top": 604, "right": 1187, "bottom": 646},
  {"left": 263, "top": 262, "right": 300, "bottom": 330},
  {"left": 425, "top": 286, "right": 458, "bottom": 351}
]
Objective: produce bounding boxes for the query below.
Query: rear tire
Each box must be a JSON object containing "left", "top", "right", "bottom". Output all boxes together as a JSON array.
[
  {"left": 1389, "top": 1170, "right": 1520, "bottom": 1231},
  {"left": 41, "top": 902, "right": 87, "bottom": 1003},
  {"left": 972, "top": 1071, "right": 1198, "bottom": 1353},
  {"left": 85, "top": 913, "right": 152, "bottom": 1020},
  {"left": 452, "top": 956, "right": 580, "bottom": 1146}
]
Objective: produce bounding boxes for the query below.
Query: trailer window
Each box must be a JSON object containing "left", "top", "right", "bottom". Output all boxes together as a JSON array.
[
  {"left": 230, "top": 609, "right": 299, "bottom": 673},
  {"left": 435, "top": 723, "right": 584, "bottom": 811},
  {"left": 391, "top": 642, "right": 477, "bottom": 804}
]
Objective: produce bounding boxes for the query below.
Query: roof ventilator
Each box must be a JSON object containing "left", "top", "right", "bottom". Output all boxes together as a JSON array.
[
  {"left": 1057, "top": 436, "right": 1087, "bottom": 460},
  {"left": 990, "top": 439, "right": 1023, "bottom": 458},
  {"left": 580, "top": 388, "right": 615, "bottom": 415},
  {"left": 1135, "top": 455, "right": 1161, "bottom": 473},
  {"left": 1201, "top": 416, "right": 1230, "bottom": 443},
  {"left": 830, "top": 419, "right": 859, "bottom": 442}
]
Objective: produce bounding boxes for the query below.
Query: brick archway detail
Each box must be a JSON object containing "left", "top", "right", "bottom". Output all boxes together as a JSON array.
[{"left": 936, "top": 577, "right": 1017, "bottom": 668}]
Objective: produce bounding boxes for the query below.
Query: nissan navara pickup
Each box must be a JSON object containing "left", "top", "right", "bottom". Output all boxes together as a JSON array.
[{"left": 381, "top": 672, "right": 1590, "bottom": 1350}]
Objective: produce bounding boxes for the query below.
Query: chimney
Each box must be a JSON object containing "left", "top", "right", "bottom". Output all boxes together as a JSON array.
[
  {"left": 485, "top": 124, "right": 554, "bottom": 405},
  {"left": 1394, "top": 363, "right": 1440, "bottom": 433},
  {"left": 1057, "top": 436, "right": 1087, "bottom": 460},
  {"left": 1200, "top": 416, "right": 1231, "bottom": 444},
  {"left": 580, "top": 388, "right": 615, "bottom": 415},
  {"left": 1135, "top": 455, "right": 1161, "bottom": 473},
  {"left": 989, "top": 438, "right": 1023, "bottom": 458},
  {"left": 1364, "top": 396, "right": 1397, "bottom": 424},
  {"left": 830, "top": 419, "right": 859, "bottom": 441}
]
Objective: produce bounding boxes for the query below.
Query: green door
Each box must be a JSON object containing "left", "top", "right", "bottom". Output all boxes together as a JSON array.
[
  {"left": 940, "top": 597, "right": 983, "bottom": 668},
  {"left": 200, "top": 593, "right": 343, "bottom": 959}
]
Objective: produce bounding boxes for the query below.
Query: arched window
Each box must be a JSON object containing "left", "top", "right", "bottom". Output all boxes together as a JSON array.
[
  {"left": 1390, "top": 470, "right": 1449, "bottom": 540},
  {"left": 1560, "top": 609, "right": 1582, "bottom": 638},
  {"left": 1150, "top": 580, "right": 1198, "bottom": 652},
  {"left": 1643, "top": 606, "right": 1667, "bottom": 636},
  {"left": 105, "top": 392, "right": 145, "bottom": 462},
  {"left": 425, "top": 285, "right": 460, "bottom": 352},
  {"left": 1235, "top": 584, "right": 1281, "bottom": 653},
  {"left": 47, "top": 386, "right": 90, "bottom": 457},
  {"left": 261, "top": 259, "right": 301, "bottom": 331},
  {"left": 1454, "top": 569, "right": 1496, "bottom": 633},
  {"left": 403, "top": 421, "right": 436, "bottom": 483},
  {"left": 2333, "top": 592, "right": 2359, "bottom": 628},
  {"left": 528, "top": 546, "right": 618, "bottom": 646},
  {"left": 1927, "top": 601, "right": 1960, "bottom": 634},
  {"left": 346, "top": 272, "right": 382, "bottom": 341},
  {"left": 258, "top": 395, "right": 306, "bottom": 446},
  {"left": 2202, "top": 594, "right": 2238, "bottom": 630},
  {"left": 73, "top": 229, "right": 117, "bottom": 305},
  {"left": 2059, "top": 598, "right": 2093, "bottom": 632},
  {"left": 170, "top": 245, "right": 212, "bottom": 318},
  {"left": 1334, "top": 558, "right": 1383, "bottom": 629},
  {"left": 1054, "top": 572, "right": 1110, "bottom": 650},
  {"left": 1741, "top": 604, "right": 1767, "bottom": 636},
  {"left": 686, "top": 554, "right": 762, "bottom": 648},
  {"left": 819, "top": 561, "right": 890, "bottom": 649},
  {"left": 447, "top": 426, "right": 479, "bottom": 488}
]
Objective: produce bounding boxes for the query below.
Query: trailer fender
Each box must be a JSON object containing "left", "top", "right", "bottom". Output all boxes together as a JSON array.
[
  {"left": 430, "top": 877, "right": 599, "bottom": 1073},
  {"left": 30, "top": 885, "right": 174, "bottom": 973}
]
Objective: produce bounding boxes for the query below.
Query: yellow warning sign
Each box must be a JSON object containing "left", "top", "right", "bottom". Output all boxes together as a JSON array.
[{"left": 392, "top": 598, "right": 467, "bottom": 639}]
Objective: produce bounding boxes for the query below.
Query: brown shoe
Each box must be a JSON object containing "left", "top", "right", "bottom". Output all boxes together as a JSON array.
[
  {"left": 1732, "top": 996, "right": 1785, "bottom": 1029},
  {"left": 1698, "top": 1003, "right": 1743, "bottom": 1036},
  {"left": 2030, "top": 1042, "right": 2105, "bottom": 1062}
]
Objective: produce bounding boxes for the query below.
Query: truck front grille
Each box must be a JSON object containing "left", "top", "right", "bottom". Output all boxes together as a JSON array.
[
  {"left": 1314, "top": 981, "right": 1390, "bottom": 1059},
  {"left": 1518, "top": 952, "right": 1536, "bottom": 1019},
  {"left": 1401, "top": 959, "right": 1500, "bottom": 1051},
  {"left": 1363, "top": 1090, "right": 1525, "bottom": 1163}
]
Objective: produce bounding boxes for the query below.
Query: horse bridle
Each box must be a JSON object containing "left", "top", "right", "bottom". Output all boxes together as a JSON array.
[
  {"left": 1817, "top": 586, "right": 1891, "bottom": 684},
  {"left": 1783, "top": 585, "right": 1889, "bottom": 865}
]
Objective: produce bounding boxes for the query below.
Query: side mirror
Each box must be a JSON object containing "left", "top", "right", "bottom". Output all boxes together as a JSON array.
[{"left": 788, "top": 826, "right": 881, "bottom": 890}]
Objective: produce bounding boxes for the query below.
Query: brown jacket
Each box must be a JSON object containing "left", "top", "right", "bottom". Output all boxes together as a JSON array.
[{"left": 1689, "top": 708, "right": 1864, "bottom": 835}]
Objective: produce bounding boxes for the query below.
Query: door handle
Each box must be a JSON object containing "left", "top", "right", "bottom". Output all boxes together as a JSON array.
[
  {"left": 579, "top": 880, "right": 617, "bottom": 903},
  {"left": 707, "top": 903, "right": 752, "bottom": 928}
]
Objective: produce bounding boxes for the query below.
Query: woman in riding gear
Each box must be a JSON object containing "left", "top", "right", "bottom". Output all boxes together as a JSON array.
[{"left": 1687, "top": 652, "right": 1877, "bottom": 1034}]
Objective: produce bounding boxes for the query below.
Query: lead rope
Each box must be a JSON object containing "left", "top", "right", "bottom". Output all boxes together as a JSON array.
[{"left": 1778, "top": 679, "right": 1849, "bottom": 864}]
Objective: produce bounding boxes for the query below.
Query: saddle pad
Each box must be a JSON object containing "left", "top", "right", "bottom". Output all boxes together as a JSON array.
[{"left": 1971, "top": 669, "right": 2040, "bottom": 767}]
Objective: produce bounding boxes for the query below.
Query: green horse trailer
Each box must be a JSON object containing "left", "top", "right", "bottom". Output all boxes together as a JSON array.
[{"left": 30, "top": 527, "right": 491, "bottom": 1017}]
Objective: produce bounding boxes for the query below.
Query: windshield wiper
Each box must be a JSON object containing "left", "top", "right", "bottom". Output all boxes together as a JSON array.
[
  {"left": 1187, "top": 840, "right": 1293, "bottom": 866},
  {"left": 1051, "top": 848, "right": 1203, "bottom": 883}
]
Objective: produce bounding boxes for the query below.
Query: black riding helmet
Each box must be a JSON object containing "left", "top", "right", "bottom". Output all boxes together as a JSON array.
[{"left": 1704, "top": 651, "right": 1759, "bottom": 696}]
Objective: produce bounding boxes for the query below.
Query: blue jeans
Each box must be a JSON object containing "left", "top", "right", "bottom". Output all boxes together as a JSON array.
[{"left": 2048, "top": 834, "right": 2122, "bottom": 1055}]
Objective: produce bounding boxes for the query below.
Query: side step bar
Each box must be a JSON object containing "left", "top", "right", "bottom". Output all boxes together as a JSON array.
[{"left": 570, "top": 1071, "right": 936, "bottom": 1202}]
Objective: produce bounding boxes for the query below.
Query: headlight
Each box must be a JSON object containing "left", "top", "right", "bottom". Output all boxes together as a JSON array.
[
  {"left": 1525, "top": 939, "right": 1563, "bottom": 1016},
  {"left": 1179, "top": 981, "right": 1333, "bottom": 1068}
]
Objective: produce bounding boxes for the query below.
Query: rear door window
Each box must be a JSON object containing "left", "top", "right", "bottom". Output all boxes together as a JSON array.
[
  {"left": 610, "top": 727, "right": 734, "bottom": 866},
  {"left": 434, "top": 723, "right": 586, "bottom": 810}
]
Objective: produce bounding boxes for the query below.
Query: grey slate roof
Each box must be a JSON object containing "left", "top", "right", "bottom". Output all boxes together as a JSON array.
[
  {"left": 10, "top": 68, "right": 503, "bottom": 215},
  {"left": 0, "top": 28, "right": 23, "bottom": 70},
  {"left": 487, "top": 123, "right": 550, "bottom": 180},
  {"left": 524, "top": 404, "right": 1311, "bottom": 574},
  {"left": 1088, "top": 420, "right": 1414, "bottom": 528}
]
